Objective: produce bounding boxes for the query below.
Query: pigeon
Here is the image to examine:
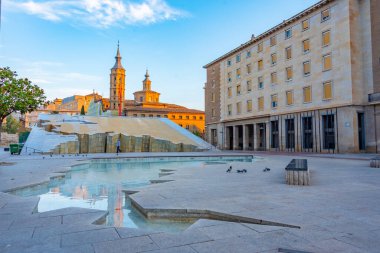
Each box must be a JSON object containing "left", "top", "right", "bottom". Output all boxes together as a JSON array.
[
  {"left": 237, "top": 169, "right": 247, "bottom": 173},
  {"left": 226, "top": 166, "right": 232, "bottom": 173},
  {"left": 263, "top": 167, "right": 271, "bottom": 172}
]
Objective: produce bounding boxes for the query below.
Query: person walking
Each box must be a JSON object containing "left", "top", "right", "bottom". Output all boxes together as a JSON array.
[{"left": 116, "top": 139, "right": 121, "bottom": 154}]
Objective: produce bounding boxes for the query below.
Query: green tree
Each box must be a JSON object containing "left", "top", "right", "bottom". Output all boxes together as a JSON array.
[
  {"left": 80, "top": 105, "right": 85, "bottom": 115},
  {"left": 4, "top": 115, "right": 20, "bottom": 134},
  {"left": 0, "top": 67, "right": 46, "bottom": 141}
]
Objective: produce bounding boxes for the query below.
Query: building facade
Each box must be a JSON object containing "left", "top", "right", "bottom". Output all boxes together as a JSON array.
[
  {"left": 204, "top": 0, "right": 380, "bottom": 153},
  {"left": 124, "top": 71, "right": 205, "bottom": 135}
]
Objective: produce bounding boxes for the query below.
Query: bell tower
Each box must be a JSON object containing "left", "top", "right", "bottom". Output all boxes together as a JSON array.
[{"left": 109, "top": 42, "right": 126, "bottom": 115}]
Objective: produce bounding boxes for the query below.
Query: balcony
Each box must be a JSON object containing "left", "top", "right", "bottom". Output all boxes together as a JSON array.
[{"left": 369, "top": 92, "right": 380, "bottom": 103}]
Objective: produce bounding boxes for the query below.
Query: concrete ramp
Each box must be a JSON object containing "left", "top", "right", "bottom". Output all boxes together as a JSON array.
[{"left": 22, "top": 115, "right": 214, "bottom": 154}]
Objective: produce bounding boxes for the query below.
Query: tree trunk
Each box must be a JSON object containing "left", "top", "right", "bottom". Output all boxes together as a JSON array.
[{"left": 0, "top": 121, "right": 3, "bottom": 146}]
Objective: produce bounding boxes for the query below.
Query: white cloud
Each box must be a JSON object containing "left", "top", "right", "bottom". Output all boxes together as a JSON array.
[{"left": 5, "top": 0, "right": 185, "bottom": 28}]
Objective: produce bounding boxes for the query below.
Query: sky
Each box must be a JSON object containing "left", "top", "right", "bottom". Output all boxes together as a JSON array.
[{"left": 0, "top": 0, "right": 319, "bottom": 110}]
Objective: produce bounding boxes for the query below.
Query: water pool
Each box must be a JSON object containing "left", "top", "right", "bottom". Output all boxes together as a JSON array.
[{"left": 11, "top": 156, "right": 253, "bottom": 232}]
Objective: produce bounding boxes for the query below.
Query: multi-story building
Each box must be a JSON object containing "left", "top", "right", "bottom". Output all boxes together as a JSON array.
[{"left": 204, "top": 0, "right": 380, "bottom": 153}]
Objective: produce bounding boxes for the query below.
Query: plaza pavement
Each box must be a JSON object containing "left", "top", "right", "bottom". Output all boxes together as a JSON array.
[{"left": 0, "top": 150, "right": 379, "bottom": 252}]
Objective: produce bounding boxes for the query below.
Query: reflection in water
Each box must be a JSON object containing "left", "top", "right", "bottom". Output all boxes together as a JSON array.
[{"left": 12, "top": 159, "right": 252, "bottom": 232}]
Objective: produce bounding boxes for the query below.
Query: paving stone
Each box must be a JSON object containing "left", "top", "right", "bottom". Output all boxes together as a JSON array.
[
  {"left": 10, "top": 215, "right": 62, "bottom": 229},
  {"left": 197, "top": 222, "right": 258, "bottom": 240},
  {"left": 61, "top": 228, "right": 120, "bottom": 247},
  {"left": 242, "top": 223, "right": 284, "bottom": 233},
  {"left": 33, "top": 224, "right": 107, "bottom": 239},
  {"left": 145, "top": 245, "right": 197, "bottom": 253},
  {"left": 116, "top": 227, "right": 160, "bottom": 239},
  {"left": 189, "top": 237, "right": 261, "bottom": 253},
  {"left": 0, "top": 227, "right": 34, "bottom": 244},
  {"left": 317, "top": 238, "right": 364, "bottom": 253},
  {"left": 149, "top": 230, "right": 212, "bottom": 249},
  {"left": 39, "top": 207, "right": 104, "bottom": 218},
  {"left": 62, "top": 211, "right": 107, "bottom": 225},
  {"left": 0, "top": 235, "right": 61, "bottom": 253},
  {"left": 93, "top": 235, "right": 158, "bottom": 253},
  {"left": 58, "top": 244, "right": 95, "bottom": 253}
]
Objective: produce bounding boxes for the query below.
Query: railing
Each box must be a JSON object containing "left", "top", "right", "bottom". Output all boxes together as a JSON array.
[
  {"left": 23, "top": 146, "right": 52, "bottom": 155},
  {"left": 369, "top": 92, "right": 380, "bottom": 103}
]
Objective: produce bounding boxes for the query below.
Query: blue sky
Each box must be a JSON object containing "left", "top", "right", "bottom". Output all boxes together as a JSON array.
[{"left": 1, "top": 0, "right": 319, "bottom": 110}]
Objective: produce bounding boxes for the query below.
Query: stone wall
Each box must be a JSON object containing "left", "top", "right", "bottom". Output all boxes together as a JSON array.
[
  {"left": 50, "top": 132, "right": 200, "bottom": 154},
  {"left": 0, "top": 133, "right": 19, "bottom": 146}
]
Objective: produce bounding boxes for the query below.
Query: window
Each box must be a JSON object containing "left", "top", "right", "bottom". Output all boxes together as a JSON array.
[
  {"left": 285, "top": 46, "right": 292, "bottom": 60},
  {"left": 193, "top": 116, "right": 196, "bottom": 120},
  {"left": 246, "top": 50, "right": 251, "bottom": 58},
  {"left": 323, "top": 81, "right": 332, "bottom": 100},
  {"left": 179, "top": 115, "right": 183, "bottom": 119},
  {"left": 285, "top": 28, "right": 292, "bottom": 39},
  {"left": 236, "top": 102, "right": 241, "bottom": 114},
  {"left": 323, "top": 53, "right": 332, "bottom": 71},
  {"left": 247, "top": 80, "right": 252, "bottom": 92},
  {"left": 186, "top": 125, "right": 189, "bottom": 130},
  {"left": 227, "top": 87, "right": 232, "bottom": 98},
  {"left": 286, "top": 67, "right": 293, "bottom": 81},
  {"left": 141, "top": 114, "right": 145, "bottom": 117},
  {"left": 303, "top": 61, "right": 311, "bottom": 76},
  {"left": 322, "top": 30, "right": 331, "bottom": 47},
  {"left": 179, "top": 124, "right": 183, "bottom": 127},
  {"left": 258, "top": 76, "right": 264, "bottom": 89},
  {"left": 303, "top": 86, "right": 312, "bottom": 103},
  {"left": 211, "top": 93, "right": 215, "bottom": 102},
  {"left": 270, "top": 36, "right": 277, "bottom": 46},
  {"left": 186, "top": 115, "right": 190, "bottom": 119},
  {"left": 236, "top": 84, "right": 241, "bottom": 95},
  {"left": 258, "top": 59, "right": 263, "bottom": 71},
  {"left": 286, "top": 90, "right": 294, "bottom": 105},
  {"left": 323, "top": 114, "right": 335, "bottom": 149},
  {"left": 227, "top": 72, "right": 232, "bottom": 82},
  {"left": 271, "top": 120, "right": 279, "bottom": 149},
  {"left": 236, "top": 54, "right": 241, "bottom": 63},
  {"left": 164, "top": 115, "right": 168, "bottom": 118},
  {"left": 247, "top": 100, "right": 252, "bottom": 112},
  {"left": 271, "top": 94, "right": 278, "bottom": 108},
  {"left": 286, "top": 119, "right": 295, "bottom": 149},
  {"left": 212, "top": 80, "right": 215, "bottom": 88},
  {"left": 303, "top": 39, "right": 310, "bottom": 53},
  {"left": 271, "top": 53, "right": 277, "bottom": 65},
  {"left": 227, "top": 60, "right": 232, "bottom": 67},
  {"left": 227, "top": 104, "right": 232, "bottom": 116},
  {"left": 200, "top": 116, "right": 203, "bottom": 120},
  {"left": 246, "top": 64, "right": 252, "bottom": 74},
  {"left": 258, "top": 97, "right": 264, "bottom": 111},
  {"left": 257, "top": 42, "right": 263, "bottom": 53},
  {"left": 172, "top": 115, "right": 176, "bottom": 119},
  {"left": 212, "top": 109, "right": 215, "bottom": 117},
  {"left": 303, "top": 117, "right": 313, "bottom": 149},
  {"left": 236, "top": 68, "right": 241, "bottom": 79},
  {"left": 321, "top": 9, "right": 330, "bottom": 22},
  {"left": 133, "top": 114, "right": 137, "bottom": 117},
  {"left": 302, "top": 19, "right": 310, "bottom": 31},
  {"left": 271, "top": 72, "right": 277, "bottom": 84}
]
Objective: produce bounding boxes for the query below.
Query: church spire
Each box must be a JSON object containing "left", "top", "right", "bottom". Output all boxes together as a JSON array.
[
  {"left": 112, "top": 41, "right": 124, "bottom": 69},
  {"left": 142, "top": 69, "right": 151, "bottom": 91}
]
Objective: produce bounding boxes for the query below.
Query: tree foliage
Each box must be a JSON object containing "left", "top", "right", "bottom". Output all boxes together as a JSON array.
[
  {"left": 80, "top": 105, "right": 85, "bottom": 115},
  {"left": 0, "top": 67, "right": 46, "bottom": 139},
  {"left": 4, "top": 115, "right": 20, "bottom": 134}
]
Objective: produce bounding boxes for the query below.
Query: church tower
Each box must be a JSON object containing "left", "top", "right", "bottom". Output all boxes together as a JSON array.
[
  {"left": 133, "top": 70, "right": 160, "bottom": 103},
  {"left": 109, "top": 42, "right": 126, "bottom": 115}
]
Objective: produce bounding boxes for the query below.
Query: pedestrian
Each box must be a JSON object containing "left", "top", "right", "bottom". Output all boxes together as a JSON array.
[{"left": 116, "top": 139, "right": 121, "bottom": 154}]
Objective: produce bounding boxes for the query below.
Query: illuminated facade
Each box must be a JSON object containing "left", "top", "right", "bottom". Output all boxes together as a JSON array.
[{"left": 204, "top": 0, "right": 380, "bottom": 153}]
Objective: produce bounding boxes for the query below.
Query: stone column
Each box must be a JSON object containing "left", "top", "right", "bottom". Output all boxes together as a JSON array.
[
  {"left": 253, "top": 124, "right": 258, "bottom": 151},
  {"left": 243, "top": 125, "right": 249, "bottom": 150},
  {"left": 233, "top": 126, "right": 239, "bottom": 150}
]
